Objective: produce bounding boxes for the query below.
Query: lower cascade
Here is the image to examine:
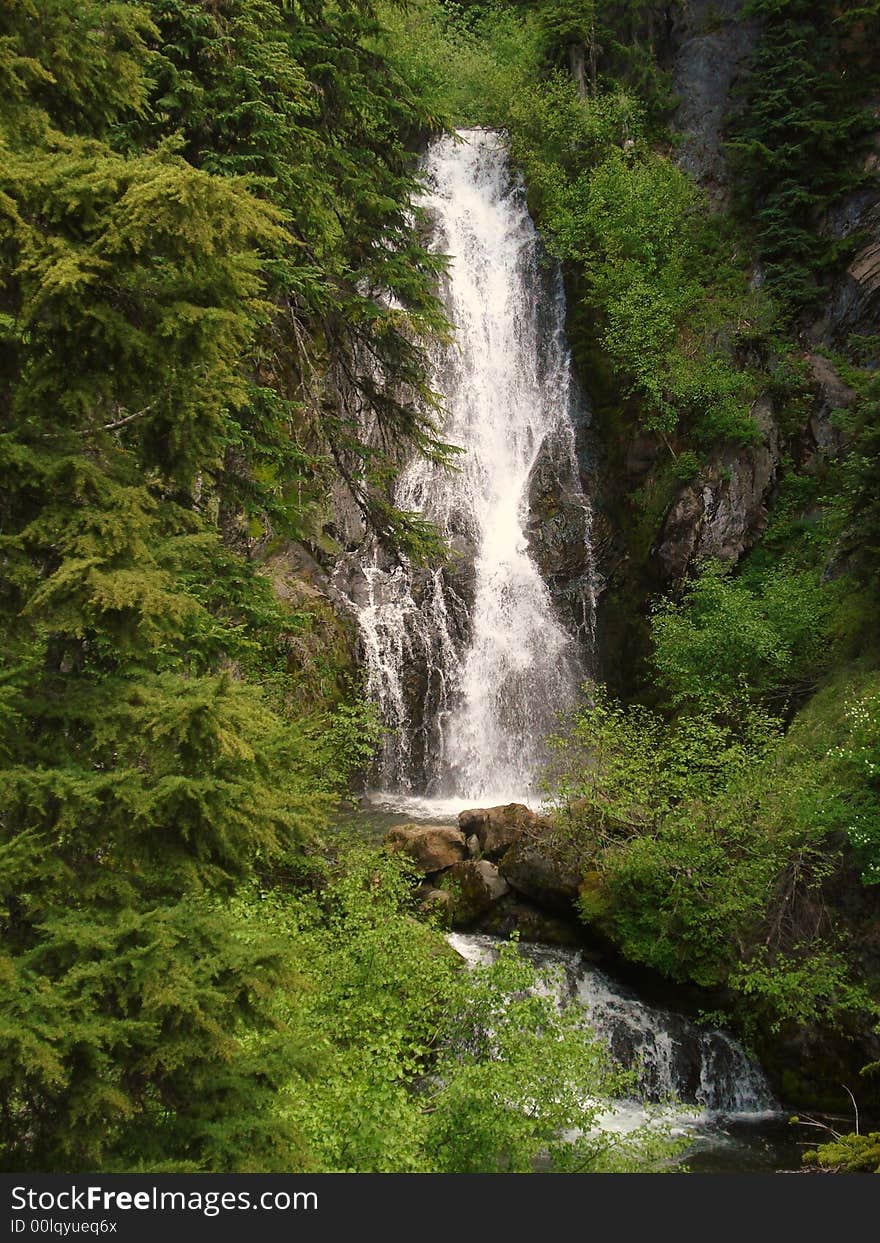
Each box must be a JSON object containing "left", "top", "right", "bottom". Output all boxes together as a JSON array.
[
  {"left": 337, "top": 128, "right": 596, "bottom": 807},
  {"left": 448, "top": 933, "right": 778, "bottom": 1118}
]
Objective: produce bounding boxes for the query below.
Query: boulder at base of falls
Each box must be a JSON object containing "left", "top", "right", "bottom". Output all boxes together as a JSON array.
[
  {"left": 498, "top": 838, "right": 582, "bottom": 915},
  {"left": 385, "top": 824, "right": 468, "bottom": 874},
  {"left": 417, "top": 886, "right": 454, "bottom": 926},
  {"left": 458, "top": 803, "right": 546, "bottom": 860},
  {"left": 478, "top": 895, "right": 584, "bottom": 946},
  {"left": 441, "top": 860, "right": 509, "bottom": 926}
]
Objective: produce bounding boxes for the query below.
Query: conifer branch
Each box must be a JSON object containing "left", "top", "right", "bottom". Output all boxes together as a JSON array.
[{"left": 101, "top": 402, "right": 157, "bottom": 432}]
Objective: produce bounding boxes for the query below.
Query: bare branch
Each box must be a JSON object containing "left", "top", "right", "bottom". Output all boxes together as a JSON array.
[
  {"left": 841, "top": 1084, "right": 860, "bottom": 1136},
  {"left": 101, "top": 402, "right": 157, "bottom": 432}
]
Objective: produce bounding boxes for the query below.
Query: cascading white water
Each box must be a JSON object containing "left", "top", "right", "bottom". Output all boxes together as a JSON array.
[
  {"left": 447, "top": 932, "right": 779, "bottom": 1120},
  {"left": 341, "top": 129, "right": 595, "bottom": 808}
]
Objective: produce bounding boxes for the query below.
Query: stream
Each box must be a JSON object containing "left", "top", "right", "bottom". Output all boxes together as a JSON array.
[{"left": 448, "top": 931, "right": 802, "bottom": 1173}]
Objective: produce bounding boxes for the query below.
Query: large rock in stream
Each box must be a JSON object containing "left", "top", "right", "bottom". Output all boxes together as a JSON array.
[
  {"left": 478, "top": 896, "right": 585, "bottom": 946},
  {"left": 440, "top": 859, "right": 509, "bottom": 925},
  {"left": 498, "top": 838, "right": 582, "bottom": 915},
  {"left": 385, "top": 823, "right": 468, "bottom": 875},
  {"left": 390, "top": 804, "right": 585, "bottom": 931},
  {"left": 459, "top": 803, "right": 583, "bottom": 917},
  {"left": 458, "top": 802, "right": 543, "bottom": 860}
]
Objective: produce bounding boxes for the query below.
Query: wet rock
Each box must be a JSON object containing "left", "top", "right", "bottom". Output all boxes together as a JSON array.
[
  {"left": 442, "top": 860, "right": 509, "bottom": 926},
  {"left": 525, "top": 426, "right": 595, "bottom": 633},
  {"left": 418, "top": 887, "right": 454, "bottom": 925},
  {"left": 466, "top": 833, "right": 481, "bottom": 859},
  {"left": 458, "top": 807, "right": 486, "bottom": 836},
  {"left": 499, "top": 838, "right": 582, "bottom": 915},
  {"left": 478, "top": 896, "right": 585, "bottom": 946},
  {"left": 458, "top": 803, "right": 545, "bottom": 861},
  {"left": 654, "top": 396, "right": 779, "bottom": 586},
  {"left": 385, "top": 824, "right": 468, "bottom": 875}
]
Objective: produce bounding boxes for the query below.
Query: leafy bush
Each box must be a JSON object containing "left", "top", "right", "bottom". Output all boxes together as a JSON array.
[
  {"left": 828, "top": 687, "right": 880, "bottom": 885},
  {"left": 651, "top": 562, "right": 836, "bottom": 710},
  {"left": 544, "top": 681, "right": 778, "bottom": 853},
  {"left": 376, "top": 0, "right": 543, "bottom": 126},
  {"left": 804, "top": 1130, "right": 880, "bottom": 1173},
  {"left": 509, "top": 106, "right": 760, "bottom": 443},
  {"left": 543, "top": 666, "right": 880, "bottom": 1033},
  {"left": 258, "top": 850, "right": 681, "bottom": 1172}
]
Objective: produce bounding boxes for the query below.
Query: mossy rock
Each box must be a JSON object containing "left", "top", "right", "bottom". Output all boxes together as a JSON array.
[{"left": 579, "top": 870, "right": 611, "bottom": 922}]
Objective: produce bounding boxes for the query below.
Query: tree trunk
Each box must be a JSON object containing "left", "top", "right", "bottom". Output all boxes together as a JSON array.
[
  {"left": 568, "top": 41, "right": 587, "bottom": 99},
  {"left": 589, "top": 17, "right": 598, "bottom": 96}
]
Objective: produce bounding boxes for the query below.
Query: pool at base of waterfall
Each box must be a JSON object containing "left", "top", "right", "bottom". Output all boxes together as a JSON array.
[
  {"left": 360, "top": 789, "right": 544, "bottom": 819},
  {"left": 448, "top": 931, "right": 808, "bottom": 1174}
]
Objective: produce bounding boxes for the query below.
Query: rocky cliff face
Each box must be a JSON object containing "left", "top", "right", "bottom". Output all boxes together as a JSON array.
[
  {"left": 668, "top": 0, "right": 758, "bottom": 206},
  {"left": 819, "top": 127, "right": 880, "bottom": 349},
  {"left": 654, "top": 396, "right": 779, "bottom": 589},
  {"left": 580, "top": 2, "right": 880, "bottom": 692}
]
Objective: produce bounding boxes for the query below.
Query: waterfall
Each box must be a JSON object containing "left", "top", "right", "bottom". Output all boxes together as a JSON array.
[
  {"left": 338, "top": 129, "right": 596, "bottom": 807},
  {"left": 448, "top": 933, "right": 779, "bottom": 1118}
]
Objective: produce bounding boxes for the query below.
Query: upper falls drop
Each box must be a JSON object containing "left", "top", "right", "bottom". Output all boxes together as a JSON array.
[{"left": 338, "top": 129, "right": 596, "bottom": 807}]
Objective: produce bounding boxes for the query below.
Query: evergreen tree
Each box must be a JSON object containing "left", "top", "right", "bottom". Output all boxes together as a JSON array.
[
  {"left": 727, "top": 0, "right": 880, "bottom": 318},
  {"left": 0, "top": 0, "right": 438, "bottom": 1171},
  {"left": 127, "top": 0, "right": 455, "bottom": 554}
]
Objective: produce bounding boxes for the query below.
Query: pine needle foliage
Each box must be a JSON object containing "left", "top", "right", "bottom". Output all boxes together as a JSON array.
[
  {"left": 0, "top": 0, "right": 446, "bottom": 1171},
  {"left": 727, "top": 0, "right": 880, "bottom": 319}
]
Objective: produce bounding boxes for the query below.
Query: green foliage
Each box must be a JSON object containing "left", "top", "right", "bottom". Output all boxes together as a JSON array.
[
  {"left": 292, "top": 697, "right": 385, "bottom": 796},
  {"left": 121, "top": 0, "right": 457, "bottom": 554},
  {"left": 255, "top": 850, "right": 681, "bottom": 1173},
  {"left": 545, "top": 680, "right": 778, "bottom": 846},
  {"left": 376, "top": 0, "right": 543, "bottom": 126},
  {"left": 267, "top": 850, "right": 458, "bottom": 1173},
  {"left": 731, "top": 944, "right": 877, "bottom": 1033},
  {"left": 544, "top": 666, "right": 880, "bottom": 1033},
  {"left": 560, "top": 150, "right": 756, "bottom": 441},
  {"left": 827, "top": 686, "right": 880, "bottom": 884},
  {"left": 670, "top": 450, "right": 701, "bottom": 481},
  {"left": 532, "top": 0, "right": 676, "bottom": 125},
  {"left": 651, "top": 561, "right": 837, "bottom": 711},
  {"left": 832, "top": 371, "right": 880, "bottom": 585},
  {"left": 505, "top": 88, "right": 759, "bottom": 443},
  {"left": 0, "top": 0, "right": 450, "bottom": 1173},
  {"left": 0, "top": 897, "right": 310, "bottom": 1172},
  {"left": 543, "top": 683, "right": 665, "bottom": 849},
  {"left": 804, "top": 1130, "right": 880, "bottom": 1173}
]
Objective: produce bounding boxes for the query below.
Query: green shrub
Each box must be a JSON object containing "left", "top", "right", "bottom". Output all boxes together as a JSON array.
[{"left": 651, "top": 562, "right": 837, "bottom": 710}]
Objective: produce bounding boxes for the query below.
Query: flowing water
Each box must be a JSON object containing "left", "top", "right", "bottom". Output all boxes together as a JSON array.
[
  {"left": 337, "top": 129, "right": 595, "bottom": 810},
  {"left": 447, "top": 933, "right": 799, "bottom": 1171}
]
